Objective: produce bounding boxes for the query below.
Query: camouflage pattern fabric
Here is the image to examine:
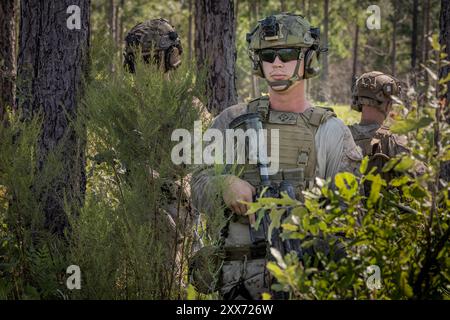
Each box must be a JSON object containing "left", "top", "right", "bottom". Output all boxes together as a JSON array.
[
  {"left": 247, "top": 13, "right": 316, "bottom": 50},
  {"left": 351, "top": 71, "right": 403, "bottom": 112},
  {"left": 124, "top": 18, "right": 182, "bottom": 73},
  {"left": 348, "top": 123, "right": 425, "bottom": 182}
]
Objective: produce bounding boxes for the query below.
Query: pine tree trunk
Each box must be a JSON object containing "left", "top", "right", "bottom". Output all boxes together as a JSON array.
[
  {"left": 0, "top": 0, "right": 17, "bottom": 121},
  {"left": 108, "top": 0, "right": 117, "bottom": 72},
  {"left": 235, "top": 0, "right": 239, "bottom": 30},
  {"left": 195, "top": 0, "right": 237, "bottom": 115},
  {"left": 109, "top": 0, "right": 116, "bottom": 44},
  {"left": 250, "top": 0, "right": 260, "bottom": 98},
  {"left": 423, "top": 0, "right": 431, "bottom": 88},
  {"left": 441, "top": 0, "right": 450, "bottom": 109},
  {"left": 412, "top": 0, "right": 419, "bottom": 70},
  {"left": 280, "top": 0, "right": 287, "bottom": 12},
  {"left": 352, "top": 24, "right": 359, "bottom": 82},
  {"left": 16, "top": 0, "right": 90, "bottom": 236},
  {"left": 114, "top": 0, "right": 122, "bottom": 48},
  {"left": 420, "top": 0, "right": 426, "bottom": 67},
  {"left": 320, "top": 0, "right": 329, "bottom": 101},
  {"left": 188, "top": 0, "right": 193, "bottom": 61},
  {"left": 439, "top": 0, "right": 450, "bottom": 181},
  {"left": 118, "top": 0, "right": 125, "bottom": 51},
  {"left": 392, "top": 0, "right": 397, "bottom": 77}
]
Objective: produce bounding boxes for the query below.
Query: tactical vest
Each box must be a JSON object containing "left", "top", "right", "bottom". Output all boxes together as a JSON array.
[
  {"left": 232, "top": 96, "right": 336, "bottom": 200},
  {"left": 348, "top": 123, "right": 409, "bottom": 182},
  {"left": 348, "top": 123, "right": 381, "bottom": 157}
]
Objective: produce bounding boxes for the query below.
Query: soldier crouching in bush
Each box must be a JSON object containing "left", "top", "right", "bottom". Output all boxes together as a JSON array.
[{"left": 122, "top": 18, "right": 195, "bottom": 289}]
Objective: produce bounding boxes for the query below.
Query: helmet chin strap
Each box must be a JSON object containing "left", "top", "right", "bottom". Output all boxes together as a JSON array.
[{"left": 265, "top": 56, "right": 303, "bottom": 92}]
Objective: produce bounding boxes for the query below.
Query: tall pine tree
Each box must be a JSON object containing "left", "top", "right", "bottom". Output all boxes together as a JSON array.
[
  {"left": 16, "top": 0, "right": 90, "bottom": 235},
  {"left": 195, "top": 0, "right": 237, "bottom": 115},
  {"left": 0, "top": 0, "right": 17, "bottom": 121}
]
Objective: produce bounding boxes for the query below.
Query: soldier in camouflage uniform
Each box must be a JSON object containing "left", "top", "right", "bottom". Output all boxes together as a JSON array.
[
  {"left": 122, "top": 18, "right": 195, "bottom": 285},
  {"left": 124, "top": 18, "right": 183, "bottom": 73},
  {"left": 190, "top": 13, "right": 363, "bottom": 300},
  {"left": 348, "top": 71, "right": 424, "bottom": 181},
  {"left": 123, "top": 18, "right": 190, "bottom": 222}
]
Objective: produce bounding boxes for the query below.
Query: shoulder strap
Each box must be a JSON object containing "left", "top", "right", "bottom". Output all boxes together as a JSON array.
[
  {"left": 307, "top": 107, "right": 336, "bottom": 127},
  {"left": 302, "top": 106, "right": 336, "bottom": 137},
  {"left": 247, "top": 96, "right": 270, "bottom": 120}
]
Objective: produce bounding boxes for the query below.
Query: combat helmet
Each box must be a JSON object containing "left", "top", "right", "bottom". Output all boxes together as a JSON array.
[
  {"left": 124, "top": 18, "right": 183, "bottom": 73},
  {"left": 351, "top": 71, "right": 403, "bottom": 113},
  {"left": 246, "top": 13, "right": 325, "bottom": 90}
]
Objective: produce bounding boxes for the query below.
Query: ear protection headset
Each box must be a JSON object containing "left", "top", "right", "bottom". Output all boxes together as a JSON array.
[{"left": 302, "top": 26, "right": 323, "bottom": 79}]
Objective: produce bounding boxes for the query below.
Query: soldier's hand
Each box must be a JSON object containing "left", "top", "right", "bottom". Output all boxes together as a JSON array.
[{"left": 223, "top": 176, "right": 256, "bottom": 224}]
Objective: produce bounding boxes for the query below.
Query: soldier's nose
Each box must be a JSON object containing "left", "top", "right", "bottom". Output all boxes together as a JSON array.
[{"left": 272, "top": 56, "right": 284, "bottom": 67}]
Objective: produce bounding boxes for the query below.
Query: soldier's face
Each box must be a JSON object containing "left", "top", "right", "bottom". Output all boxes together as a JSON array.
[{"left": 262, "top": 56, "right": 304, "bottom": 91}]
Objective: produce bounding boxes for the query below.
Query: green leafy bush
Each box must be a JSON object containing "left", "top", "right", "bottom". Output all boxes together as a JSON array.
[
  {"left": 250, "top": 43, "right": 450, "bottom": 300},
  {"left": 0, "top": 47, "right": 204, "bottom": 299}
]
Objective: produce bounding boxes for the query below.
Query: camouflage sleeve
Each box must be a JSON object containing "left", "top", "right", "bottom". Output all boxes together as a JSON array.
[
  {"left": 190, "top": 104, "right": 247, "bottom": 214},
  {"left": 315, "top": 117, "right": 363, "bottom": 181}
]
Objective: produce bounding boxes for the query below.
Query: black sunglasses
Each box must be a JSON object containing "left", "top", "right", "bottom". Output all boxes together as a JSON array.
[{"left": 258, "top": 48, "right": 302, "bottom": 63}]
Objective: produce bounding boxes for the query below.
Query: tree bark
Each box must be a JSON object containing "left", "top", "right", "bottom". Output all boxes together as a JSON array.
[
  {"left": 420, "top": 0, "right": 426, "bottom": 67},
  {"left": 392, "top": 0, "right": 397, "bottom": 76},
  {"left": 352, "top": 24, "right": 359, "bottom": 82},
  {"left": 423, "top": 0, "right": 431, "bottom": 88},
  {"left": 188, "top": 0, "right": 193, "bottom": 60},
  {"left": 109, "top": 0, "right": 116, "bottom": 45},
  {"left": 114, "top": 0, "right": 123, "bottom": 50},
  {"left": 235, "top": 0, "right": 239, "bottom": 30},
  {"left": 118, "top": 0, "right": 125, "bottom": 51},
  {"left": 195, "top": 0, "right": 237, "bottom": 115},
  {"left": 0, "top": 0, "right": 17, "bottom": 121},
  {"left": 16, "top": 0, "right": 90, "bottom": 236},
  {"left": 439, "top": 0, "right": 450, "bottom": 181},
  {"left": 250, "top": 0, "right": 260, "bottom": 98},
  {"left": 280, "top": 0, "right": 287, "bottom": 12},
  {"left": 108, "top": 0, "right": 117, "bottom": 72},
  {"left": 320, "top": 0, "right": 329, "bottom": 101},
  {"left": 412, "top": 0, "right": 419, "bottom": 70},
  {"left": 439, "top": 0, "right": 450, "bottom": 108}
]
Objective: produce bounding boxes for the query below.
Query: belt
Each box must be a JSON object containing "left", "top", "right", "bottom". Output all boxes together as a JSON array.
[{"left": 223, "top": 244, "right": 267, "bottom": 261}]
